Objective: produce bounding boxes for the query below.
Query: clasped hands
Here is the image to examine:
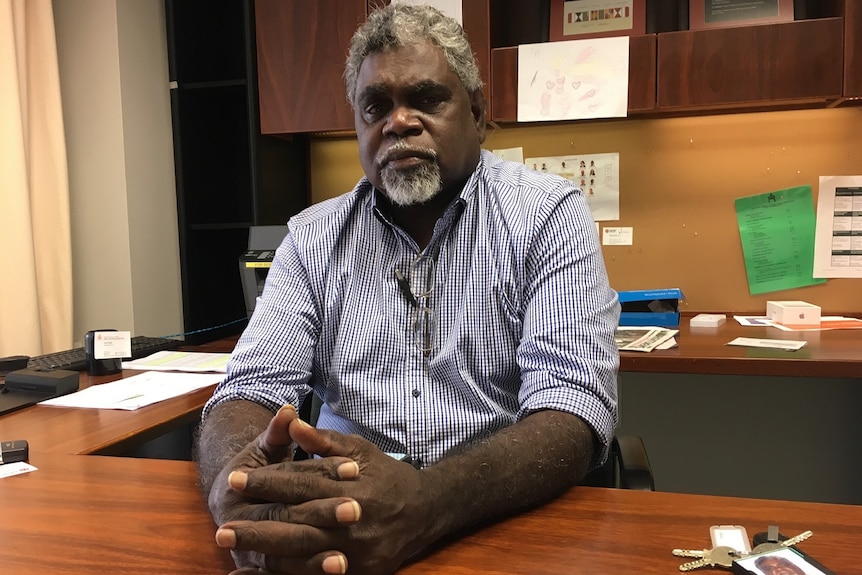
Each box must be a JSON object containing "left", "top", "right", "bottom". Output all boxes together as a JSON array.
[{"left": 209, "top": 405, "right": 428, "bottom": 575}]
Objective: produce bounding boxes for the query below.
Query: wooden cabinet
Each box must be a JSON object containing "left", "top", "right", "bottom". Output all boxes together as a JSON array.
[
  {"left": 254, "top": 0, "right": 495, "bottom": 134},
  {"left": 253, "top": 0, "right": 860, "bottom": 134},
  {"left": 657, "top": 18, "right": 843, "bottom": 111},
  {"left": 255, "top": 0, "right": 367, "bottom": 134},
  {"left": 844, "top": 2, "right": 862, "bottom": 98}
]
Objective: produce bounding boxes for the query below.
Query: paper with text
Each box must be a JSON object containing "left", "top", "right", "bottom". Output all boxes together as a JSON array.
[
  {"left": 813, "top": 175, "right": 862, "bottom": 278},
  {"left": 39, "top": 371, "right": 223, "bottom": 410},
  {"left": 735, "top": 185, "right": 825, "bottom": 294},
  {"left": 122, "top": 351, "right": 230, "bottom": 373},
  {"left": 525, "top": 152, "right": 620, "bottom": 221},
  {"left": 726, "top": 337, "right": 807, "bottom": 351}
]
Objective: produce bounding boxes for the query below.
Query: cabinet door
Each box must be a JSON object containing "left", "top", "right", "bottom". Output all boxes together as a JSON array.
[
  {"left": 255, "top": 0, "right": 366, "bottom": 134},
  {"left": 658, "top": 18, "right": 843, "bottom": 110},
  {"left": 845, "top": 2, "right": 862, "bottom": 98}
]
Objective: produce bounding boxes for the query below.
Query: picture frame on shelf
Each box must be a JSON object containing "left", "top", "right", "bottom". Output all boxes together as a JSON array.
[
  {"left": 549, "top": 0, "right": 646, "bottom": 41},
  {"left": 688, "top": 0, "right": 794, "bottom": 31}
]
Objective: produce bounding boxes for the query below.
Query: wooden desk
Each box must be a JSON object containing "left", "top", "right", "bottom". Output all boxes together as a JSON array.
[
  {"left": 402, "top": 487, "right": 862, "bottom": 574},
  {"left": 616, "top": 314, "right": 862, "bottom": 504},
  {"left": 2, "top": 453, "right": 861, "bottom": 574},
  {"left": 3, "top": 318, "right": 858, "bottom": 458},
  {"left": 0, "top": 337, "right": 239, "bottom": 456},
  {"left": 0, "top": 370, "right": 216, "bottom": 455},
  {"left": 621, "top": 314, "right": 862, "bottom": 378},
  {"left": 0, "top": 453, "right": 234, "bottom": 574}
]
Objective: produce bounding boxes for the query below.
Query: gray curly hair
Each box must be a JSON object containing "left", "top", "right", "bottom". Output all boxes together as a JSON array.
[{"left": 344, "top": 3, "right": 482, "bottom": 106}]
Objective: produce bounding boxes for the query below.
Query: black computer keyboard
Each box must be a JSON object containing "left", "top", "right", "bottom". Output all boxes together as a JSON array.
[{"left": 27, "top": 336, "right": 183, "bottom": 371}]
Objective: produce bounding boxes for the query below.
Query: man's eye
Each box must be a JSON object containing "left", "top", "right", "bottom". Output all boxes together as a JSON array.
[
  {"left": 418, "top": 95, "right": 444, "bottom": 109},
  {"left": 363, "top": 103, "right": 386, "bottom": 120}
]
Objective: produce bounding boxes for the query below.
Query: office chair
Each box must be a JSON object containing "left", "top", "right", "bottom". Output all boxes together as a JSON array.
[{"left": 581, "top": 434, "right": 655, "bottom": 491}]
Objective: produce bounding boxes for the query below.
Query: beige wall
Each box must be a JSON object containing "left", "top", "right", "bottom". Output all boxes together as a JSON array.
[
  {"left": 309, "top": 107, "right": 862, "bottom": 314},
  {"left": 54, "top": 0, "right": 182, "bottom": 346}
]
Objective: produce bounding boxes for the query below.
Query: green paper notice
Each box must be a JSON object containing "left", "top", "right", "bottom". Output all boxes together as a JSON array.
[{"left": 735, "top": 185, "right": 826, "bottom": 295}]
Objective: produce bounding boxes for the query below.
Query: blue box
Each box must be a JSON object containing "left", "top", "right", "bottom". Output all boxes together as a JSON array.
[{"left": 617, "top": 288, "right": 684, "bottom": 327}]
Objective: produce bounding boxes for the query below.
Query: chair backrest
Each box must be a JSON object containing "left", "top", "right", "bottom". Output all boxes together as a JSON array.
[{"left": 581, "top": 435, "right": 655, "bottom": 490}]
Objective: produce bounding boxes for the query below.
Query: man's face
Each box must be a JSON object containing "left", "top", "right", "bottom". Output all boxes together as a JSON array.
[
  {"left": 352, "top": 41, "right": 486, "bottom": 206},
  {"left": 756, "top": 556, "right": 807, "bottom": 575}
]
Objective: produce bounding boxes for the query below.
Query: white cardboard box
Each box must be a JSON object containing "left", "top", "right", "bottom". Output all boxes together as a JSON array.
[
  {"left": 690, "top": 313, "right": 727, "bottom": 328},
  {"left": 766, "top": 301, "right": 821, "bottom": 326}
]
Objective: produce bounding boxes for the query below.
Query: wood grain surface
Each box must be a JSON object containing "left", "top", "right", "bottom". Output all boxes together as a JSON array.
[{"left": 3, "top": 453, "right": 860, "bottom": 575}]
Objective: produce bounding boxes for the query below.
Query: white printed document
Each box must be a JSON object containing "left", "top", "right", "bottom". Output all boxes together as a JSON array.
[
  {"left": 726, "top": 338, "right": 807, "bottom": 351},
  {"left": 39, "top": 371, "right": 224, "bottom": 410},
  {"left": 122, "top": 351, "right": 230, "bottom": 373}
]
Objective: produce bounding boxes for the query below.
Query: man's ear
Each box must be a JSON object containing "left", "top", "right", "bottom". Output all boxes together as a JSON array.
[{"left": 470, "top": 89, "right": 488, "bottom": 144}]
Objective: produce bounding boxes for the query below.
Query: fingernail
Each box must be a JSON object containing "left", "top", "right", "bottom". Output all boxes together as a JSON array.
[
  {"left": 228, "top": 470, "right": 248, "bottom": 489},
  {"left": 337, "top": 461, "right": 360, "bottom": 479},
  {"left": 277, "top": 404, "right": 296, "bottom": 415},
  {"left": 215, "top": 528, "right": 236, "bottom": 548},
  {"left": 335, "top": 500, "right": 362, "bottom": 523},
  {"left": 322, "top": 554, "right": 347, "bottom": 574},
  {"left": 294, "top": 417, "right": 312, "bottom": 428}
]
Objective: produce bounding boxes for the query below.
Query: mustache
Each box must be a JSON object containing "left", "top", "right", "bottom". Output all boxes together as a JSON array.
[{"left": 376, "top": 141, "right": 438, "bottom": 167}]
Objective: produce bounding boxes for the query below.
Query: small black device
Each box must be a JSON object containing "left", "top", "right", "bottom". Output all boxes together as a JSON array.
[
  {"left": 5, "top": 367, "right": 80, "bottom": 395},
  {"left": 84, "top": 329, "right": 123, "bottom": 375},
  {"left": 0, "top": 439, "right": 29, "bottom": 464},
  {"left": 0, "top": 368, "right": 80, "bottom": 416},
  {"left": 0, "top": 355, "right": 30, "bottom": 377}
]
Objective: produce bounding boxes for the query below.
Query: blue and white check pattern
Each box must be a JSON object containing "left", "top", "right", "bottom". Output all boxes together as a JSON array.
[{"left": 203, "top": 150, "right": 620, "bottom": 468}]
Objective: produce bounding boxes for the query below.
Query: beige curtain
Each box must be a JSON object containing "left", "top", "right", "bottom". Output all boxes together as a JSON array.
[{"left": 0, "top": 0, "right": 72, "bottom": 357}]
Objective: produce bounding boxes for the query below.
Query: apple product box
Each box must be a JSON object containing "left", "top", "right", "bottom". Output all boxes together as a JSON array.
[
  {"left": 618, "top": 288, "right": 684, "bottom": 327},
  {"left": 766, "top": 300, "right": 821, "bottom": 326}
]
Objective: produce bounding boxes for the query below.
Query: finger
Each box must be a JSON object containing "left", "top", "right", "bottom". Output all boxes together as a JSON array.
[
  {"left": 230, "top": 461, "right": 359, "bottom": 503},
  {"left": 256, "top": 404, "right": 300, "bottom": 463},
  {"left": 235, "top": 497, "right": 362, "bottom": 526},
  {"left": 289, "top": 418, "right": 364, "bottom": 462},
  {"left": 216, "top": 520, "right": 347, "bottom": 558},
  {"left": 228, "top": 552, "right": 348, "bottom": 575}
]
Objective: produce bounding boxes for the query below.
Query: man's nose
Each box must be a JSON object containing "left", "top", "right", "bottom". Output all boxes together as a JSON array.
[{"left": 385, "top": 105, "right": 422, "bottom": 136}]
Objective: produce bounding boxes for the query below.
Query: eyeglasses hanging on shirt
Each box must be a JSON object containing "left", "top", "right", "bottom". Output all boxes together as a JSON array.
[{"left": 394, "top": 254, "right": 436, "bottom": 355}]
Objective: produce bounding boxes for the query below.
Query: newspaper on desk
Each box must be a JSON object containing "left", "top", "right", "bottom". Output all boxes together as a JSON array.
[{"left": 615, "top": 326, "right": 679, "bottom": 352}]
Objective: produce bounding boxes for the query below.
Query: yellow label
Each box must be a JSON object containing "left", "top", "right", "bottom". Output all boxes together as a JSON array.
[{"left": 245, "top": 262, "right": 272, "bottom": 268}]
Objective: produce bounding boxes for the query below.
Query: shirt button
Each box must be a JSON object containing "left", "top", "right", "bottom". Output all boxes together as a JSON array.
[
  {"left": 412, "top": 458, "right": 423, "bottom": 469},
  {"left": 412, "top": 389, "right": 420, "bottom": 398}
]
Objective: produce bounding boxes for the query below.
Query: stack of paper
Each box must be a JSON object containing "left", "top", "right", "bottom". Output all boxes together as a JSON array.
[
  {"left": 615, "top": 327, "right": 678, "bottom": 352},
  {"left": 39, "top": 371, "right": 223, "bottom": 411}
]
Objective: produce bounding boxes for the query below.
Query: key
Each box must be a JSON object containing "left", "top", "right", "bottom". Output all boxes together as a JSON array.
[
  {"left": 673, "top": 548, "right": 708, "bottom": 558},
  {"left": 751, "top": 530, "right": 813, "bottom": 554},
  {"left": 678, "top": 546, "right": 738, "bottom": 571}
]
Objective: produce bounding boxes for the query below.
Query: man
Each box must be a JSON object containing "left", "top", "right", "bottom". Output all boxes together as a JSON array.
[
  {"left": 198, "top": 4, "right": 619, "bottom": 574},
  {"left": 754, "top": 554, "right": 808, "bottom": 575}
]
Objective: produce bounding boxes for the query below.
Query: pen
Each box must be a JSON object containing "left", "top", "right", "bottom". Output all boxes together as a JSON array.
[{"left": 394, "top": 269, "right": 417, "bottom": 307}]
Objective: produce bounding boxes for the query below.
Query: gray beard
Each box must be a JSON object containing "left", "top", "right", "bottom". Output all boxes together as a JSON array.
[{"left": 380, "top": 161, "right": 442, "bottom": 206}]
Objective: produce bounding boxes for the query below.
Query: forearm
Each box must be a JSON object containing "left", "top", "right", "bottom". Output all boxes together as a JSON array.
[
  {"left": 195, "top": 399, "right": 274, "bottom": 499},
  {"left": 418, "top": 409, "right": 595, "bottom": 546}
]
